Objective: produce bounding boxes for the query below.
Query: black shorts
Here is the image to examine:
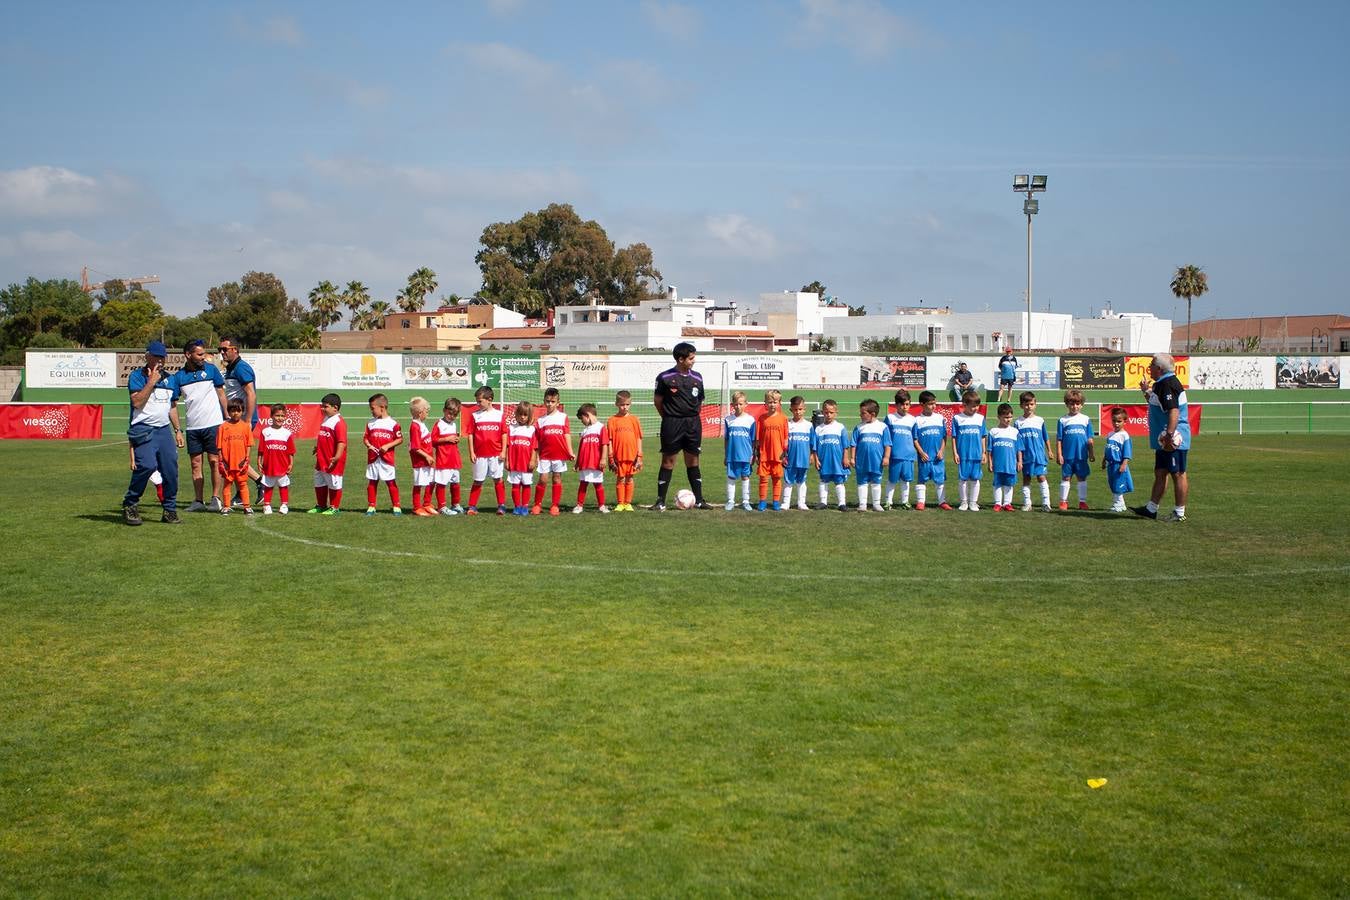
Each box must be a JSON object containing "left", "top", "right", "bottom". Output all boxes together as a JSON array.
[
  {"left": 1000, "top": 378, "right": 1015, "bottom": 386},
  {"left": 660, "top": 417, "right": 702, "bottom": 456},
  {"left": 185, "top": 427, "right": 219, "bottom": 456}
]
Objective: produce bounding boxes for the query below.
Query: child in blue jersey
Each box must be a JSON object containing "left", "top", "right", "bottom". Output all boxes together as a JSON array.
[
  {"left": 1016, "top": 391, "right": 1053, "bottom": 511},
  {"left": 912, "top": 391, "right": 951, "bottom": 510},
  {"left": 784, "top": 396, "right": 813, "bottom": 510},
  {"left": 1102, "top": 406, "right": 1134, "bottom": 512},
  {"left": 1056, "top": 389, "right": 1096, "bottom": 510},
  {"left": 811, "top": 399, "right": 853, "bottom": 511},
  {"left": 852, "top": 399, "right": 890, "bottom": 512},
  {"left": 987, "top": 403, "right": 1021, "bottom": 511},
  {"left": 951, "top": 390, "right": 989, "bottom": 511},
  {"left": 723, "top": 391, "right": 757, "bottom": 511},
  {"left": 884, "top": 388, "right": 917, "bottom": 509}
]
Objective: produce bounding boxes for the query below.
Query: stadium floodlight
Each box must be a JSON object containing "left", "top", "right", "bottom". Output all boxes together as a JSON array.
[{"left": 1013, "top": 174, "right": 1049, "bottom": 349}]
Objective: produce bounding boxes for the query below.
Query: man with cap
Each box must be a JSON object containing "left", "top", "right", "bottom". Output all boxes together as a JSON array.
[
  {"left": 123, "top": 341, "right": 185, "bottom": 525},
  {"left": 171, "top": 339, "right": 228, "bottom": 512}
]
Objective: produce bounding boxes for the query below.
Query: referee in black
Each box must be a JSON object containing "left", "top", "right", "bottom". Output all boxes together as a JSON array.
[{"left": 652, "top": 342, "right": 712, "bottom": 510}]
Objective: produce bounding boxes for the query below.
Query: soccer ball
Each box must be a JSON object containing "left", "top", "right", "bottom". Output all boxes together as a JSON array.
[{"left": 674, "top": 489, "right": 696, "bottom": 509}]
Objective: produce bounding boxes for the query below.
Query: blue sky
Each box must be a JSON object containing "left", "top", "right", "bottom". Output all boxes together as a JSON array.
[{"left": 2, "top": 1, "right": 1347, "bottom": 322}]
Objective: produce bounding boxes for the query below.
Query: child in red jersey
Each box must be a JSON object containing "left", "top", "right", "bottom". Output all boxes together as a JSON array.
[
  {"left": 363, "top": 393, "right": 403, "bottom": 516},
  {"left": 407, "top": 396, "right": 437, "bottom": 516},
  {"left": 531, "top": 387, "right": 574, "bottom": 516},
  {"left": 465, "top": 385, "right": 508, "bottom": 515},
  {"left": 431, "top": 397, "right": 464, "bottom": 515},
  {"left": 573, "top": 403, "right": 609, "bottom": 514},
  {"left": 309, "top": 393, "right": 347, "bottom": 515},
  {"left": 504, "top": 401, "right": 538, "bottom": 515},
  {"left": 257, "top": 404, "right": 297, "bottom": 515}
]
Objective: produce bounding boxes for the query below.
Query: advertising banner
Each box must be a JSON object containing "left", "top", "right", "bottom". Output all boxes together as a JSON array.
[
  {"left": 606, "top": 356, "right": 670, "bottom": 391},
  {"left": 1061, "top": 355, "right": 1125, "bottom": 390},
  {"left": 793, "top": 355, "right": 863, "bottom": 389},
  {"left": 860, "top": 356, "right": 926, "bottom": 389},
  {"left": 927, "top": 355, "right": 996, "bottom": 393},
  {"left": 117, "top": 352, "right": 189, "bottom": 386},
  {"left": 1096, "top": 404, "right": 1203, "bottom": 438},
  {"left": 24, "top": 351, "right": 118, "bottom": 389},
  {"left": 1190, "top": 356, "right": 1270, "bottom": 390},
  {"left": 0, "top": 403, "right": 103, "bottom": 439},
  {"left": 252, "top": 352, "right": 330, "bottom": 390},
  {"left": 402, "top": 353, "right": 472, "bottom": 389},
  {"left": 257, "top": 403, "right": 326, "bottom": 440},
  {"left": 542, "top": 355, "right": 609, "bottom": 389},
  {"left": 473, "top": 353, "right": 540, "bottom": 393},
  {"left": 328, "top": 353, "right": 400, "bottom": 390},
  {"left": 1126, "top": 355, "right": 1189, "bottom": 390},
  {"left": 728, "top": 355, "right": 790, "bottom": 388},
  {"left": 1275, "top": 356, "right": 1341, "bottom": 389},
  {"left": 1014, "top": 356, "right": 1061, "bottom": 389}
]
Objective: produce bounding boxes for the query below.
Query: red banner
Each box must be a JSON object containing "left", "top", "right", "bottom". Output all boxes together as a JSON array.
[
  {"left": 1097, "top": 404, "right": 1202, "bottom": 437},
  {"left": 257, "top": 403, "right": 326, "bottom": 439},
  {"left": 0, "top": 404, "right": 104, "bottom": 439}
]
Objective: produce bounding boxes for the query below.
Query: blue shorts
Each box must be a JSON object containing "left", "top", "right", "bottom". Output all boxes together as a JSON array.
[
  {"left": 917, "top": 460, "right": 946, "bottom": 485},
  {"left": 1023, "top": 462, "right": 1048, "bottom": 478},
  {"left": 784, "top": 466, "right": 808, "bottom": 485},
  {"left": 820, "top": 473, "right": 849, "bottom": 485},
  {"left": 1061, "top": 459, "right": 1090, "bottom": 480},
  {"left": 186, "top": 427, "right": 219, "bottom": 456},
  {"left": 993, "top": 472, "right": 1017, "bottom": 487},
  {"left": 887, "top": 459, "right": 914, "bottom": 484},
  {"left": 1155, "top": 449, "right": 1188, "bottom": 474},
  {"left": 726, "top": 461, "right": 752, "bottom": 478},
  {"left": 856, "top": 471, "right": 881, "bottom": 485},
  {"left": 958, "top": 460, "right": 984, "bottom": 481}
]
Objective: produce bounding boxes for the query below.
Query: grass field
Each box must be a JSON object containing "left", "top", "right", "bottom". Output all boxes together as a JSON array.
[{"left": 2, "top": 434, "right": 1347, "bottom": 896}]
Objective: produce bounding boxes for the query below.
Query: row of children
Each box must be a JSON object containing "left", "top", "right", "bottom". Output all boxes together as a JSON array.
[{"left": 721, "top": 388, "right": 1133, "bottom": 513}]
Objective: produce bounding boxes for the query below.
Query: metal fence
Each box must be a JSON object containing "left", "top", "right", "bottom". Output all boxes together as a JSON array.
[{"left": 1187, "top": 401, "right": 1350, "bottom": 435}]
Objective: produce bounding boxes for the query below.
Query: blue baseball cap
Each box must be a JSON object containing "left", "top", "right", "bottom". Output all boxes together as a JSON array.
[{"left": 146, "top": 340, "right": 168, "bottom": 357}]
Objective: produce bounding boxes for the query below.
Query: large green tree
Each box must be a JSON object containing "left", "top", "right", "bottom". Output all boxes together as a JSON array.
[
  {"left": 475, "top": 203, "right": 661, "bottom": 317},
  {"left": 1170, "top": 264, "right": 1209, "bottom": 353},
  {"left": 94, "top": 290, "right": 168, "bottom": 348},
  {"left": 201, "top": 271, "right": 296, "bottom": 347},
  {"left": 0, "top": 277, "right": 95, "bottom": 362}
]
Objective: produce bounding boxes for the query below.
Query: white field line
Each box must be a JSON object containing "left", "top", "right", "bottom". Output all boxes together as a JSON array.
[
  {"left": 244, "top": 520, "right": 1350, "bottom": 585},
  {"left": 72, "top": 440, "right": 130, "bottom": 450}
]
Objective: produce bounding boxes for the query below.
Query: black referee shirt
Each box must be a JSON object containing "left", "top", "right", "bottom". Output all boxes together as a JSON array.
[{"left": 654, "top": 366, "right": 704, "bottom": 418}]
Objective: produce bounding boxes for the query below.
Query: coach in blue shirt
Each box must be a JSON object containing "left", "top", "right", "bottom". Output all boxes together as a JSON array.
[{"left": 123, "top": 341, "right": 185, "bottom": 526}]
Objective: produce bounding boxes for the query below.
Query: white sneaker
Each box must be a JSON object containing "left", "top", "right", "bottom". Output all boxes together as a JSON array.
[
  {"left": 206, "top": 497, "right": 222, "bottom": 513},
  {"left": 741, "top": 501, "right": 752, "bottom": 511},
  {"left": 858, "top": 504, "right": 868, "bottom": 513},
  {"left": 958, "top": 502, "right": 970, "bottom": 511},
  {"left": 452, "top": 504, "right": 464, "bottom": 514},
  {"left": 725, "top": 500, "right": 735, "bottom": 511},
  {"left": 1022, "top": 502, "right": 1032, "bottom": 511},
  {"left": 1042, "top": 503, "right": 1053, "bottom": 512},
  {"left": 598, "top": 505, "right": 611, "bottom": 514},
  {"left": 220, "top": 507, "right": 231, "bottom": 516},
  {"left": 279, "top": 503, "right": 288, "bottom": 515},
  {"left": 572, "top": 505, "right": 584, "bottom": 515},
  {"left": 244, "top": 506, "right": 254, "bottom": 516},
  {"left": 797, "top": 503, "right": 809, "bottom": 511},
  {"left": 439, "top": 506, "right": 457, "bottom": 516},
  {"left": 871, "top": 503, "right": 885, "bottom": 512},
  {"left": 969, "top": 503, "right": 980, "bottom": 512},
  {"left": 263, "top": 505, "right": 273, "bottom": 515}
]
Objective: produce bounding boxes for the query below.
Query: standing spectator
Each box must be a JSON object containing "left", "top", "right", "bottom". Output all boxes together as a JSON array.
[
  {"left": 997, "top": 348, "right": 1019, "bottom": 402},
  {"left": 1134, "top": 353, "right": 1191, "bottom": 522},
  {"left": 172, "top": 339, "right": 228, "bottom": 512},
  {"left": 652, "top": 342, "right": 712, "bottom": 511},
  {"left": 123, "top": 341, "right": 184, "bottom": 525},
  {"left": 217, "top": 337, "right": 257, "bottom": 426}
]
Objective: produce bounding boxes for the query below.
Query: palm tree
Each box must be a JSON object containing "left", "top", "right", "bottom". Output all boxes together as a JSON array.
[
  {"left": 342, "top": 280, "right": 371, "bottom": 327},
  {"left": 307, "top": 280, "right": 341, "bottom": 330},
  {"left": 368, "top": 300, "right": 392, "bottom": 327},
  {"left": 1170, "top": 265, "right": 1209, "bottom": 353},
  {"left": 402, "top": 267, "right": 437, "bottom": 313},
  {"left": 296, "top": 324, "right": 322, "bottom": 350}
]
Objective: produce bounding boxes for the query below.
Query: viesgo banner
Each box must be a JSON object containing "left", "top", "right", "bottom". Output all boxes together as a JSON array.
[
  {"left": 257, "top": 403, "right": 326, "bottom": 440},
  {"left": 0, "top": 404, "right": 104, "bottom": 439},
  {"left": 1097, "top": 404, "right": 1202, "bottom": 438}
]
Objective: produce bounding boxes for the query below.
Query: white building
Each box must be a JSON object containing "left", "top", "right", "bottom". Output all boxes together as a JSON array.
[
  {"left": 824, "top": 308, "right": 1073, "bottom": 353},
  {"left": 750, "top": 291, "right": 851, "bottom": 349},
  {"left": 1070, "top": 307, "right": 1172, "bottom": 352}
]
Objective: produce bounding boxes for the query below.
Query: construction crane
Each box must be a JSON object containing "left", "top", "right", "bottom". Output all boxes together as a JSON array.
[{"left": 80, "top": 266, "right": 160, "bottom": 294}]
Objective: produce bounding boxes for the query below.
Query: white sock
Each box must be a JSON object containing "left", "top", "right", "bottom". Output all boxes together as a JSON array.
[
  {"left": 1040, "top": 481, "right": 1051, "bottom": 505},
  {"left": 819, "top": 484, "right": 828, "bottom": 506},
  {"left": 835, "top": 484, "right": 846, "bottom": 506},
  {"left": 969, "top": 480, "right": 980, "bottom": 505},
  {"left": 798, "top": 483, "right": 809, "bottom": 507},
  {"left": 742, "top": 477, "right": 752, "bottom": 503},
  {"left": 935, "top": 483, "right": 946, "bottom": 504},
  {"left": 1078, "top": 481, "right": 1088, "bottom": 502},
  {"left": 1175, "top": 505, "right": 1186, "bottom": 517},
  {"left": 1022, "top": 484, "right": 1031, "bottom": 505},
  {"left": 1112, "top": 493, "right": 1123, "bottom": 507},
  {"left": 727, "top": 479, "right": 736, "bottom": 502},
  {"left": 1060, "top": 480, "right": 1071, "bottom": 502},
  {"left": 1147, "top": 499, "right": 1159, "bottom": 513},
  {"left": 871, "top": 483, "right": 882, "bottom": 506},
  {"left": 958, "top": 481, "right": 968, "bottom": 504},
  {"left": 885, "top": 483, "right": 896, "bottom": 506},
  {"left": 916, "top": 484, "right": 927, "bottom": 505},
  {"left": 901, "top": 483, "right": 911, "bottom": 504},
  {"left": 858, "top": 485, "right": 867, "bottom": 510}
]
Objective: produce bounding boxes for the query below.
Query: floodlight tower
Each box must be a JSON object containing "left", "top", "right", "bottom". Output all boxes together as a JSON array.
[{"left": 1013, "top": 174, "right": 1047, "bottom": 349}]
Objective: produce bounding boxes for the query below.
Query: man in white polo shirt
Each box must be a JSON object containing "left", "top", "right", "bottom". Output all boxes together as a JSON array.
[
  {"left": 171, "top": 338, "right": 228, "bottom": 512},
  {"left": 123, "top": 341, "right": 185, "bottom": 525}
]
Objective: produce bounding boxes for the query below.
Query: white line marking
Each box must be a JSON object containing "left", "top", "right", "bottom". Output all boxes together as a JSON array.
[
  {"left": 72, "top": 440, "right": 129, "bottom": 450},
  {"left": 245, "top": 520, "right": 1350, "bottom": 585}
]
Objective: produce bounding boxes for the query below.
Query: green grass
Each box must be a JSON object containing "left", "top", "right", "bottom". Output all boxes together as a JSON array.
[{"left": 1, "top": 435, "right": 1347, "bottom": 896}]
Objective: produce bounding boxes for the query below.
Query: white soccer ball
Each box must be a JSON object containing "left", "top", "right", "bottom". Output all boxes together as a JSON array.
[{"left": 674, "top": 489, "right": 696, "bottom": 509}]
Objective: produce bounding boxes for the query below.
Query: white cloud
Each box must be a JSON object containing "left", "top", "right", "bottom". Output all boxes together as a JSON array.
[
  {"left": 0, "top": 229, "right": 94, "bottom": 257},
  {"left": 307, "top": 158, "right": 585, "bottom": 203},
  {"left": 458, "top": 42, "right": 555, "bottom": 83},
  {"left": 795, "top": 0, "right": 927, "bottom": 60},
  {"left": 642, "top": 1, "right": 700, "bottom": 40},
  {"left": 232, "top": 14, "right": 305, "bottom": 46},
  {"left": 0, "top": 166, "right": 116, "bottom": 217},
  {"left": 705, "top": 213, "right": 779, "bottom": 260}
]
